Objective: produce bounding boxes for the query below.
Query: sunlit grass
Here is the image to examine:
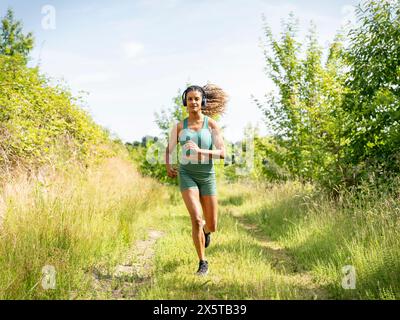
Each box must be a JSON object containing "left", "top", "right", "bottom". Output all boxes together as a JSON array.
[
  {"left": 233, "top": 180, "right": 400, "bottom": 300},
  {"left": 0, "top": 157, "right": 164, "bottom": 299},
  {"left": 1, "top": 159, "right": 398, "bottom": 300}
]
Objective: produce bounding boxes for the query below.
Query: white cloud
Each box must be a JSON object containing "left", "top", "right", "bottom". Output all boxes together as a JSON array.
[
  {"left": 122, "top": 41, "right": 144, "bottom": 59},
  {"left": 72, "top": 72, "right": 116, "bottom": 85}
]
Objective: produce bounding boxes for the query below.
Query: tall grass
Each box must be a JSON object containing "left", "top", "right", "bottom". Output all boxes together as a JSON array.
[
  {"left": 1, "top": 156, "right": 398, "bottom": 300},
  {"left": 240, "top": 179, "right": 400, "bottom": 299},
  {"left": 0, "top": 157, "right": 164, "bottom": 299}
]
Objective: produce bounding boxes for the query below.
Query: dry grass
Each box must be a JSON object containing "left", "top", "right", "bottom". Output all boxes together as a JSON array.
[{"left": 0, "top": 157, "right": 164, "bottom": 299}]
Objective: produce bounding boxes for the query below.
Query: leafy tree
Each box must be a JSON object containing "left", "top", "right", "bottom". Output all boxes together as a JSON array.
[
  {"left": 343, "top": 0, "right": 400, "bottom": 181},
  {"left": 0, "top": 8, "right": 34, "bottom": 61},
  {"left": 256, "top": 13, "right": 303, "bottom": 178},
  {"left": 257, "top": 0, "right": 400, "bottom": 190},
  {"left": 256, "top": 13, "right": 347, "bottom": 186}
]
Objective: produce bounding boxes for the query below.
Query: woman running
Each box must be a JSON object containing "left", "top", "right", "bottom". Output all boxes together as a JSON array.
[{"left": 165, "top": 84, "right": 227, "bottom": 276}]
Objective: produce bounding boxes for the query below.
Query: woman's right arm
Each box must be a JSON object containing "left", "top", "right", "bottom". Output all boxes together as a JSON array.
[{"left": 166, "top": 123, "right": 179, "bottom": 178}]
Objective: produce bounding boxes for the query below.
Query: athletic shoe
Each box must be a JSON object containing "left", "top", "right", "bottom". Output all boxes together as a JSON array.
[
  {"left": 196, "top": 260, "right": 208, "bottom": 276},
  {"left": 202, "top": 220, "right": 211, "bottom": 248},
  {"left": 203, "top": 228, "right": 211, "bottom": 248}
]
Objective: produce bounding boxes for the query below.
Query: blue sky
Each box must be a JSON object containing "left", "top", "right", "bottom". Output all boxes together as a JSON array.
[{"left": 1, "top": 0, "right": 359, "bottom": 143}]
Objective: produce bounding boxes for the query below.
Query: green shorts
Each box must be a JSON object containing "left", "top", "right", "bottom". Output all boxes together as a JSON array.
[{"left": 178, "top": 167, "right": 217, "bottom": 196}]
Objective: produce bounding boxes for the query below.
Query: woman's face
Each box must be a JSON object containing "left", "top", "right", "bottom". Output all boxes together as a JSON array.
[{"left": 186, "top": 90, "right": 202, "bottom": 113}]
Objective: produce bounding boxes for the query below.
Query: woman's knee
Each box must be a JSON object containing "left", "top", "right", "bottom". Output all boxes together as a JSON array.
[{"left": 191, "top": 217, "right": 203, "bottom": 230}]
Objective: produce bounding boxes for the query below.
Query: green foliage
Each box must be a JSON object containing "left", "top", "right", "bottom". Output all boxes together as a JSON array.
[
  {"left": 0, "top": 8, "right": 34, "bottom": 62},
  {"left": 126, "top": 141, "right": 178, "bottom": 186},
  {"left": 342, "top": 0, "right": 400, "bottom": 181},
  {"left": 223, "top": 124, "right": 291, "bottom": 183},
  {"left": 256, "top": 14, "right": 347, "bottom": 188},
  {"left": 257, "top": 0, "right": 400, "bottom": 190},
  {"left": 0, "top": 55, "right": 114, "bottom": 172},
  {"left": 253, "top": 135, "right": 290, "bottom": 181}
]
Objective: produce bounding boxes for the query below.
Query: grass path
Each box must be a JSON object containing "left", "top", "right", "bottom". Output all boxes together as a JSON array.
[
  {"left": 2, "top": 157, "right": 398, "bottom": 299},
  {"left": 92, "top": 182, "right": 329, "bottom": 300}
]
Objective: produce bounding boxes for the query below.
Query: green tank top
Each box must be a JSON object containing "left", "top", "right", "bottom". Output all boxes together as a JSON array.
[{"left": 178, "top": 116, "right": 215, "bottom": 173}]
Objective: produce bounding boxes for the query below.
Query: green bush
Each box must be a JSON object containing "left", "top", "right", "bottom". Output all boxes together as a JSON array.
[{"left": 0, "top": 55, "right": 115, "bottom": 172}]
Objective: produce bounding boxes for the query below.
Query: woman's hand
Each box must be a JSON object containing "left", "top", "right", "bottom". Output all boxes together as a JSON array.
[
  {"left": 166, "top": 164, "right": 177, "bottom": 178},
  {"left": 184, "top": 140, "right": 201, "bottom": 154}
]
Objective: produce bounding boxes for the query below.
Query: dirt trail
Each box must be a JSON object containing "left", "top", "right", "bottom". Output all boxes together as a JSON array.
[
  {"left": 88, "top": 229, "right": 164, "bottom": 300},
  {"left": 84, "top": 217, "right": 329, "bottom": 300}
]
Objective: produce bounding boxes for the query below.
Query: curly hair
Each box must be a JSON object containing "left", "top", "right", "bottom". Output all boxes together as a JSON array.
[{"left": 184, "top": 83, "right": 228, "bottom": 118}]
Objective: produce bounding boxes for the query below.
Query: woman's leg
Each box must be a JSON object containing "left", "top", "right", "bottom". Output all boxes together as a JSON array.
[
  {"left": 181, "top": 188, "right": 206, "bottom": 261},
  {"left": 200, "top": 195, "right": 218, "bottom": 233}
]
